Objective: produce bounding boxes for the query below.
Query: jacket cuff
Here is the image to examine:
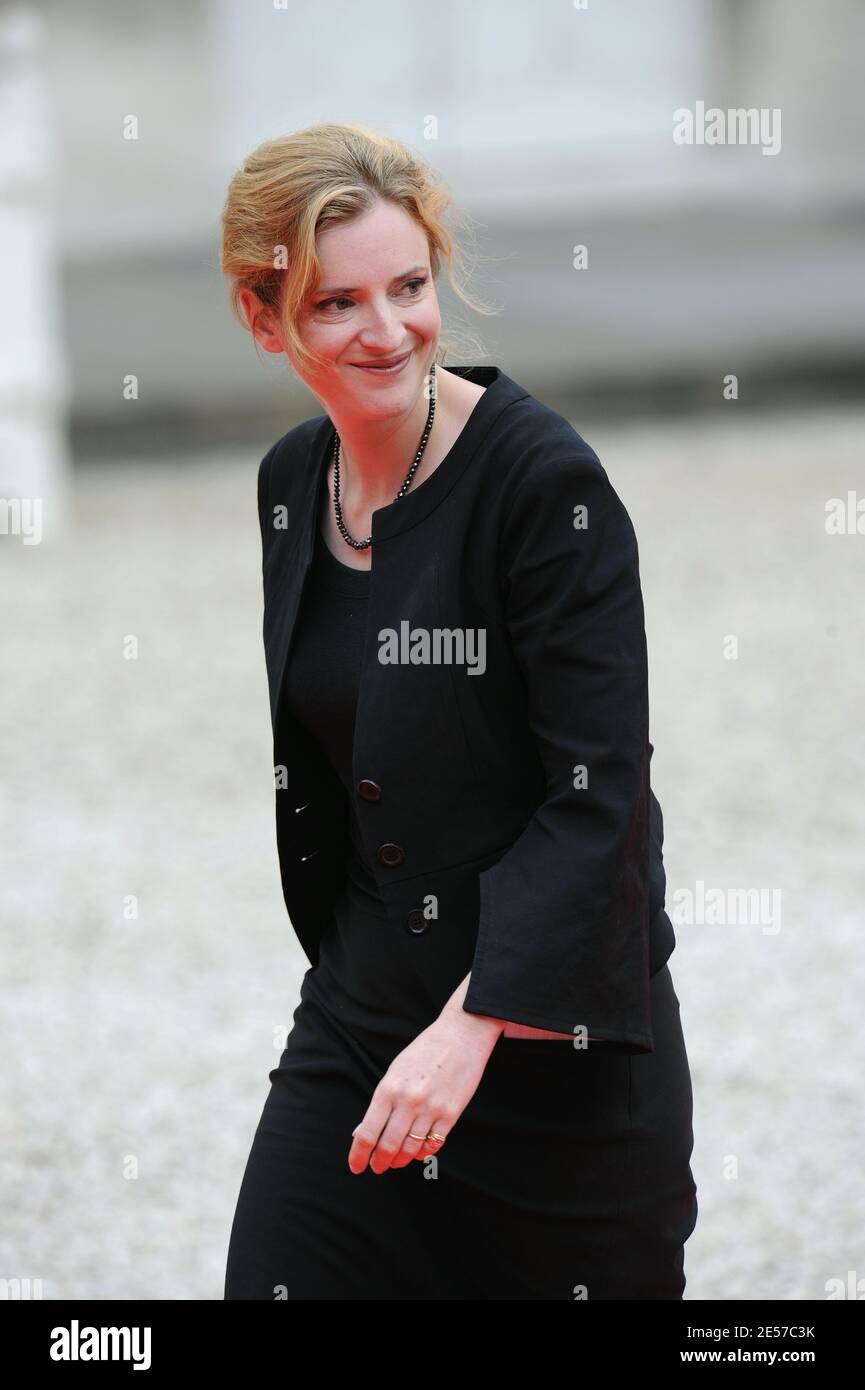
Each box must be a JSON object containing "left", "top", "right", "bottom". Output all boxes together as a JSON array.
[{"left": 462, "top": 852, "right": 655, "bottom": 1054}]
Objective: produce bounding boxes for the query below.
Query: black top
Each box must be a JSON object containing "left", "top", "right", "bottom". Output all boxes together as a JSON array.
[
  {"left": 283, "top": 518, "right": 442, "bottom": 1037},
  {"left": 283, "top": 522, "right": 383, "bottom": 911}
]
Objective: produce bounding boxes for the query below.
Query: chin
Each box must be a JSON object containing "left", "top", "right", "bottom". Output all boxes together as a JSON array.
[
  {"left": 351, "top": 390, "right": 413, "bottom": 421},
  {"left": 347, "top": 355, "right": 430, "bottom": 402}
]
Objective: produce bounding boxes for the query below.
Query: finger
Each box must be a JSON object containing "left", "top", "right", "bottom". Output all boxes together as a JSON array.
[
  {"left": 389, "top": 1108, "right": 436, "bottom": 1169},
  {"left": 368, "top": 1100, "right": 420, "bottom": 1174},
  {"left": 348, "top": 1091, "right": 394, "bottom": 1174},
  {"left": 410, "top": 1117, "right": 450, "bottom": 1162}
]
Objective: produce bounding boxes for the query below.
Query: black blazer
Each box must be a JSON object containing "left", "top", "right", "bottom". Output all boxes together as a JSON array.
[{"left": 257, "top": 365, "right": 675, "bottom": 1054}]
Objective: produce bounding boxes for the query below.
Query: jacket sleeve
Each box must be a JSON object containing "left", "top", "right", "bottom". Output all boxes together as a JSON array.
[{"left": 461, "top": 444, "right": 655, "bottom": 1053}]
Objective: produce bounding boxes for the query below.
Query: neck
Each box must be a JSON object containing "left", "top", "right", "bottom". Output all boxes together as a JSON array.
[{"left": 328, "top": 364, "right": 448, "bottom": 512}]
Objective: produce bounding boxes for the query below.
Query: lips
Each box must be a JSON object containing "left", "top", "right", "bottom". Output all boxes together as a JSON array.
[{"left": 350, "top": 351, "right": 412, "bottom": 374}]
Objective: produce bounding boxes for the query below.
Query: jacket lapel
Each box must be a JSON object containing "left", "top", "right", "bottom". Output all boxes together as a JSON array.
[{"left": 263, "top": 416, "right": 334, "bottom": 742}]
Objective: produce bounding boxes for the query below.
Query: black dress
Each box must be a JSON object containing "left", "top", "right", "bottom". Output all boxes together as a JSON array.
[{"left": 224, "top": 518, "right": 699, "bottom": 1301}]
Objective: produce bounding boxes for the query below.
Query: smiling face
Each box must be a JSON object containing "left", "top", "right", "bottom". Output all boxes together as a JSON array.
[{"left": 245, "top": 198, "right": 442, "bottom": 422}]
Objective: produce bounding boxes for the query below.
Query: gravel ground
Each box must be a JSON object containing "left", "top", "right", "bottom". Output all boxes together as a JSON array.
[{"left": 1, "top": 400, "right": 863, "bottom": 1301}]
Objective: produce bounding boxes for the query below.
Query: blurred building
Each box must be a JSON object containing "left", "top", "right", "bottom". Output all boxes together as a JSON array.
[{"left": 3, "top": 0, "right": 864, "bottom": 476}]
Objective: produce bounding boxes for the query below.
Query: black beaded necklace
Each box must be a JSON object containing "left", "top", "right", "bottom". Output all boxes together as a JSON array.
[{"left": 332, "top": 362, "right": 438, "bottom": 550}]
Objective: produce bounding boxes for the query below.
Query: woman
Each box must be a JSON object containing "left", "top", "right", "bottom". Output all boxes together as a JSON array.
[{"left": 220, "top": 122, "right": 698, "bottom": 1300}]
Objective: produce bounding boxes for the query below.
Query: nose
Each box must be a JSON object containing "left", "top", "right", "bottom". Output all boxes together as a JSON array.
[{"left": 356, "top": 294, "right": 409, "bottom": 352}]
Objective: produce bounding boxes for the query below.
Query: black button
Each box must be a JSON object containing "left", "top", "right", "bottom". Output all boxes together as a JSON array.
[
  {"left": 357, "top": 779, "right": 382, "bottom": 802},
  {"left": 377, "top": 842, "right": 405, "bottom": 867},
  {"left": 405, "top": 908, "right": 430, "bottom": 935}
]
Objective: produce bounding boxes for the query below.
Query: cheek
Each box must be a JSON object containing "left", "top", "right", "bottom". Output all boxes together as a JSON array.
[
  {"left": 292, "top": 323, "right": 355, "bottom": 387},
  {"left": 302, "top": 319, "right": 350, "bottom": 358},
  {"left": 415, "top": 297, "right": 442, "bottom": 340}
]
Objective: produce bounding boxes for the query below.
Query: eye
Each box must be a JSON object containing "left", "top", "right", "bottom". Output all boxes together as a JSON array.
[
  {"left": 314, "top": 277, "right": 428, "bottom": 314},
  {"left": 317, "top": 295, "right": 354, "bottom": 313}
]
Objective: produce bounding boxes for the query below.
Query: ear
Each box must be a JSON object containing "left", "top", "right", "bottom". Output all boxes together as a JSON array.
[{"left": 239, "top": 288, "right": 285, "bottom": 355}]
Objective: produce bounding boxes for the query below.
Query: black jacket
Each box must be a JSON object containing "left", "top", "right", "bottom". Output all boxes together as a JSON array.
[{"left": 257, "top": 365, "right": 675, "bottom": 1053}]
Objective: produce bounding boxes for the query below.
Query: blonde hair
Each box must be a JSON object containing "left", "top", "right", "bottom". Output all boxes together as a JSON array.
[{"left": 220, "top": 122, "right": 496, "bottom": 375}]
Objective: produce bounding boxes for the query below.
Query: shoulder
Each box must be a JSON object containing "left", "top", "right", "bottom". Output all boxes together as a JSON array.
[
  {"left": 488, "top": 386, "right": 616, "bottom": 519},
  {"left": 484, "top": 383, "right": 638, "bottom": 574}
]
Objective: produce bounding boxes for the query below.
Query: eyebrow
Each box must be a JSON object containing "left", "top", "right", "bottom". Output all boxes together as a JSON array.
[{"left": 313, "top": 264, "right": 428, "bottom": 296}]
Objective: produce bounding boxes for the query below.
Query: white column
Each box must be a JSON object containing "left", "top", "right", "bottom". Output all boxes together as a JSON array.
[{"left": 0, "top": 4, "right": 71, "bottom": 543}]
